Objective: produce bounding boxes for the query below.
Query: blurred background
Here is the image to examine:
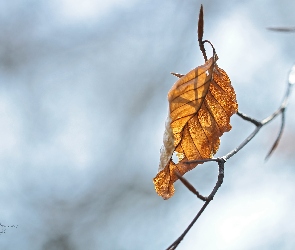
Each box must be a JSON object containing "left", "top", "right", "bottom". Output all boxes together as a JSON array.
[{"left": 0, "top": 0, "right": 295, "bottom": 249}]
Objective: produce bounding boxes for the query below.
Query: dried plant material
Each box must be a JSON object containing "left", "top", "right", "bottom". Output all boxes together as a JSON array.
[
  {"left": 159, "top": 5, "right": 293, "bottom": 249},
  {"left": 198, "top": 5, "right": 204, "bottom": 43},
  {"left": 153, "top": 54, "right": 238, "bottom": 199},
  {"left": 171, "top": 72, "right": 184, "bottom": 78}
]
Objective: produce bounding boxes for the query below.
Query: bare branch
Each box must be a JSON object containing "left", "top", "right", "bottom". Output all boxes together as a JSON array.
[
  {"left": 166, "top": 61, "right": 295, "bottom": 250},
  {"left": 265, "top": 110, "right": 285, "bottom": 160},
  {"left": 182, "top": 158, "right": 220, "bottom": 164},
  {"left": 167, "top": 160, "right": 225, "bottom": 250},
  {"left": 236, "top": 111, "right": 261, "bottom": 126},
  {"left": 264, "top": 67, "right": 294, "bottom": 159},
  {"left": 224, "top": 125, "right": 261, "bottom": 160},
  {"left": 163, "top": 6, "right": 295, "bottom": 250},
  {"left": 175, "top": 171, "right": 207, "bottom": 201}
]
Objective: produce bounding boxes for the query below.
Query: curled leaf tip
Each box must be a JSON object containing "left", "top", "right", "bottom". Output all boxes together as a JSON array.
[{"left": 198, "top": 5, "right": 204, "bottom": 42}]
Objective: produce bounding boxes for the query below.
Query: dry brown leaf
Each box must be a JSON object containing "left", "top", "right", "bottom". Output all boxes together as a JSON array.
[{"left": 153, "top": 54, "right": 238, "bottom": 199}]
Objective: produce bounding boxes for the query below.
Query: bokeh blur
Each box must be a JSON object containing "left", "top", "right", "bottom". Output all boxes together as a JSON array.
[{"left": 0, "top": 0, "right": 295, "bottom": 249}]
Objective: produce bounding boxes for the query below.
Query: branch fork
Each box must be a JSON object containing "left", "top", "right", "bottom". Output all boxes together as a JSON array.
[{"left": 165, "top": 4, "right": 294, "bottom": 250}]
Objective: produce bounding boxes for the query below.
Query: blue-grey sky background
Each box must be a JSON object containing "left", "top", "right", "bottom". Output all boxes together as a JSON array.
[{"left": 0, "top": 0, "right": 295, "bottom": 249}]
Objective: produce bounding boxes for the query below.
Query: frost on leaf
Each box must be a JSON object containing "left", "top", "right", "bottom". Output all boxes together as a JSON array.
[{"left": 153, "top": 55, "right": 238, "bottom": 199}]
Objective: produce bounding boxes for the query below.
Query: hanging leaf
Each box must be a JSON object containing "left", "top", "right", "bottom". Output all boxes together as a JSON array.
[{"left": 153, "top": 53, "right": 238, "bottom": 199}]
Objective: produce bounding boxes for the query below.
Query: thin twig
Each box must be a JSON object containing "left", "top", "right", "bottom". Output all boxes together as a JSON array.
[
  {"left": 263, "top": 77, "right": 293, "bottom": 159},
  {"left": 183, "top": 158, "right": 220, "bottom": 164},
  {"left": 236, "top": 111, "right": 261, "bottom": 126},
  {"left": 265, "top": 110, "right": 285, "bottom": 160},
  {"left": 167, "top": 160, "right": 225, "bottom": 250},
  {"left": 261, "top": 80, "right": 293, "bottom": 125},
  {"left": 175, "top": 171, "right": 207, "bottom": 201},
  {"left": 224, "top": 125, "right": 261, "bottom": 160}
]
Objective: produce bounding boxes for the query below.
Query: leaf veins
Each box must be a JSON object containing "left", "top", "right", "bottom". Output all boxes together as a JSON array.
[{"left": 153, "top": 54, "right": 238, "bottom": 199}]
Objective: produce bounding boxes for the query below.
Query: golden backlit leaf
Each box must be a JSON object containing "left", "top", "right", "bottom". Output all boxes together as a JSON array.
[{"left": 153, "top": 54, "right": 238, "bottom": 199}]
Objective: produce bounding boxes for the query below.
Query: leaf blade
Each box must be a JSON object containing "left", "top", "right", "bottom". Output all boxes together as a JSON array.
[{"left": 154, "top": 55, "right": 238, "bottom": 199}]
